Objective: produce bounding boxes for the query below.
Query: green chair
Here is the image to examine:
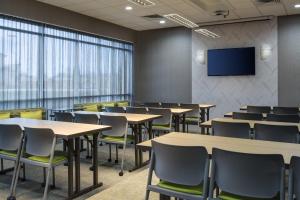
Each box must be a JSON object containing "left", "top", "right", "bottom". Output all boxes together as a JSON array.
[
  {"left": 0, "top": 112, "right": 10, "bottom": 119},
  {"left": 20, "top": 110, "right": 43, "bottom": 120},
  {"left": 180, "top": 104, "right": 200, "bottom": 132},
  {"left": 10, "top": 127, "right": 67, "bottom": 200},
  {"left": 148, "top": 108, "right": 172, "bottom": 136}
]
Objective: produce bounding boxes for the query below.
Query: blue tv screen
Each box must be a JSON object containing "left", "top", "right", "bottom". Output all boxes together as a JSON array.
[{"left": 207, "top": 47, "right": 255, "bottom": 76}]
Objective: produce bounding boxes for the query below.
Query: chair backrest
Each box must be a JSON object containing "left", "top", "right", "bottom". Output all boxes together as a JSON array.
[
  {"left": 211, "top": 148, "right": 284, "bottom": 199},
  {"left": 254, "top": 123, "right": 299, "bottom": 143},
  {"left": 152, "top": 141, "right": 209, "bottom": 186},
  {"left": 148, "top": 108, "right": 172, "bottom": 126},
  {"left": 126, "top": 107, "right": 148, "bottom": 114},
  {"left": 54, "top": 112, "right": 74, "bottom": 122},
  {"left": 290, "top": 156, "right": 300, "bottom": 200},
  {"left": 100, "top": 115, "right": 128, "bottom": 137},
  {"left": 266, "top": 114, "right": 300, "bottom": 123},
  {"left": 144, "top": 102, "right": 161, "bottom": 108},
  {"left": 212, "top": 121, "right": 251, "bottom": 139},
  {"left": 161, "top": 103, "right": 180, "bottom": 108},
  {"left": 74, "top": 113, "right": 99, "bottom": 124},
  {"left": 105, "top": 107, "right": 125, "bottom": 113},
  {"left": 247, "top": 106, "right": 271, "bottom": 114},
  {"left": 24, "top": 127, "right": 55, "bottom": 157},
  {"left": 273, "top": 106, "right": 299, "bottom": 115},
  {"left": 233, "top": 112, "right": 263, "bottom": 120},
  {"left": 0, "top": 124, "right": 23, "bottom": 151},
  {"left": 180, "top": 103, "right": 200, "bottom": 118}
]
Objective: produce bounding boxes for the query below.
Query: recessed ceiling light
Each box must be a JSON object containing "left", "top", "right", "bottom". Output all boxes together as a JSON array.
[
  {"left": 125, "top": 6, "right": 133, "bottom": 10},
  {"left": 159, "top": 20, "right": 166, "bottom": 24},
  {"left": 163, "top": 14, "right": 198, "bottom": 28},
  {"left": 128, "top": 0, "right": 155, "bottom": 7},
  {"left": 294, "top": 4, "right": 300, "bottom": 8},
  {"left": 194, "top": 29, "right": 220, "bottom": 38}
]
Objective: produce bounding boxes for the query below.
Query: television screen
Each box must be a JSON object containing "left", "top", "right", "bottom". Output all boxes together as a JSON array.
[{"left": 207, "top": 47, "right": 255, "bottom": 76}]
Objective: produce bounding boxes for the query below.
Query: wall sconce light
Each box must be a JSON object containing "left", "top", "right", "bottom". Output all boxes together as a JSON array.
[
  {"left": 196, "top": 49, "right": 206, "bottom": 64},
  {"left": 260, "top": 44, "right": 272, "bottom": 60}
]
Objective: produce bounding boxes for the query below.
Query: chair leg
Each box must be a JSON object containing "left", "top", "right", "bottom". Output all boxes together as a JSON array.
[
  {"left": 21, "top": 164, "right": 26, "bottom": 181},
  {"left": 86, "top": 139, "right": 90, "bottom": 159},
  {"left": 1, "top": 158, "right": 3, "bottom": 171},
  {"left": 42, "top": 167, "right": 46, "bottom": 187},
  {"left": 42, "top": 167, "right": 52, "bottom": 200},
  {"left": 52, "top": 167, "right": 56, "bottom": 189},
  {"left": 119, "top": 143, "right": 126, "bottom": 176},
  {"left": 145, "top": 190, "right": 150, "bottom": 200},
  {"left": 115, "top": 145, "right": 119, "bottom": 164},
  {"left": 108, "top": 144, "right": 112, "bottom": 162},
  {"left": 10, "top": 160, "right": 22, "bottom": 197}
]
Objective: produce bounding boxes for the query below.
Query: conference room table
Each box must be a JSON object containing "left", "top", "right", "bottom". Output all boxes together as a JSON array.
[
  {"left": 240, "top": 105, "right": 300, "bottom": 111},
  {"left": 0, "top": 117, "right": 111, "bottom": 200},
  {"left": 168, "top": 108, "right": 193, "bottom": 132},
  {"left": 200, "top": 117, "right": 300, "bottom": 134},
  {"left": 137, "top": 132, "right": 300, "bottom": 200},
  {"left": 224, "top": 111, "right": 267, "bottom": 118},
  {"left": 74, "top": 111, "right": 161, "bottom": 169}
]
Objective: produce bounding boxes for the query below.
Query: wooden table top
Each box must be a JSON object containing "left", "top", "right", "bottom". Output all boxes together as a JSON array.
[
  {"left": 0, "top": 118, "right": 111, "bottom": 139},
  {"left": 169, "top": 108, "right": 193, "bottom": 115},
  {"left": 200, "top": 117, "right": 300, "bottom": 130},
  {"left": 137, "top": 132, "right": 300, "bottom": 164},
  {"left": 198, "top": 104, "right": 216, "bottom": 109},
  {"left": 74, "top": 111, "right": 161, "bottom": 124},
  {"left": 240, "top": 106, "right": 300, "bottom": 111}
]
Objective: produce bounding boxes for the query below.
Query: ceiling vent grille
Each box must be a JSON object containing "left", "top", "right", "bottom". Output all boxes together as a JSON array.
[
  {"left": 142, "top": 14, "right": 163, "bottom": 19},
  {"left": 256, "top": 0, "right": 281, "bottom": 3}
]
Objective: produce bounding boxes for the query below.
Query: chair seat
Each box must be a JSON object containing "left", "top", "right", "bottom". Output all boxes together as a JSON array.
[
  {"left": 100, "top": 135, "right": 134, "bottom": 143},
  {"left": 157, "top": 180, "right": 203, "bottom": 195},
  {"left": 185, "top": 117, "right": 199, "bottom": 123},
  {"left": 26, "top": 151, "right": 67, "bottom": 164},
  {"left": 0, "top": 150, "right": 17, "bottom": 157},
  {"left": 218, "top": 191, "right": 280, "bottom": 200},
  {"left": 152, "top": 124, "right": 170, "bottom": 131}
]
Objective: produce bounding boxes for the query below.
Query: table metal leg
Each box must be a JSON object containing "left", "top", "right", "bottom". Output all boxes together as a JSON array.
[
  {"left": 92, "top": 133, "right": 98, "bottom": 185},
  {"left": 200, "top": 109, "right": 206, "bottom": 134},
  {"left": 67, "top": 138, "right": 74, "bottom": 198},
  {"left": 174, "top": 115, "right": 180, "bottom": 132},
  {"left": 182, "top": 114, "right": 186, "bottom": 132},
  {"left": 74, "top": 137, "right": 80, "bottom": 192},
  {"left": 148, "top": 121, "right": 153, "bottom": 158},
  {"left": 138, "top": 124, "right": 143, "bottom": 166},
  {"left": 160, "top": 194, "right": 171, "bottom": 200}
]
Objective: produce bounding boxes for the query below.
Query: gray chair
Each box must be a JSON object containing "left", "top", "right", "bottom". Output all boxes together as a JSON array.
[
  {"left": 233, "top": 112, "right": 263, "bottom": 120},
  {"left": 161, "top": 103, "right": 180, "bottom": 108},
  {"left": 54, "top": 112, "right": 74, "bottom": 122},
  {"left": 209, "top": 148, "right": 285, "bottom": 200},
  {"left": 211, "top": 121, "right": 251, "bottom": 139},
  {"left": 288, "top": 156, "right": 300, "bottom": 200},
  {"left": 254, "top": 123, "right": 299, "bottom": 143},
  {"left": 11, "top": 127, "right": 67, "bottom": 200},
  {"left": 74, "top": 113, "right": 99, "bottom": 158},
  {"left": 180, "top": 104, "right": 200, "bottom": 132},
  {"left": 126, "top": 106, "right": 148, "bottom": 114},
  {"left": 273, "top": 107, "right": 299, "bottom": 115},
  {"left": 148, "top": 108, "right": 172, "bottom": 136},
  {"left": 266, "top": 114, "right": 300, "bottom": 123},
  {"left": 146, "top": 141, "right": 209, "bottom": 200},
  {"left": 99, "top": 115, "right": 129, "bottom": 176},
  {"left": 144, "top": 102, "right": 161, "bottom": 108},
  {"left": 105, "top": 106, "right": 125, "bottom": 113},
  {"left": 0, "top": 124, "right": 24, "bottom": 187},
  {"left": 247, "top": 106, "right": 271, "bottom": 114}
]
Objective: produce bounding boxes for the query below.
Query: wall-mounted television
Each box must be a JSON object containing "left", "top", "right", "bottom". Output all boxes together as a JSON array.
[{"left": 207, "top": 47, "right": 255, "bottom": 76}]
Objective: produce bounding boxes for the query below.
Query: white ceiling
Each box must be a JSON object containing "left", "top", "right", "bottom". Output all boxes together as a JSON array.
[{"left": 37, "top": 0, "right": 300, "bottom": 31}]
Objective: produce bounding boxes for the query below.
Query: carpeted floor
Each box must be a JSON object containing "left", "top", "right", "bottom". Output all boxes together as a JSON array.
[{"left": 0, "top": 126, "right": 200, "bottom": 200}]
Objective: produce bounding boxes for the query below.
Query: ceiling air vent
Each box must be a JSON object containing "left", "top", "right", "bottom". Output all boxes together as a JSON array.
[
  {"left": 142, "top": 14, "right": 163, "bottom": 20},
  {"left": 256, "top": 0, "right": 280, "bottom": 3}
]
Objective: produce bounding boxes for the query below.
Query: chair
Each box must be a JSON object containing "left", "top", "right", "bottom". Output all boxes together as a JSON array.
[
  {"left": 105, "top": 106, "right": 125, "bottom": 113},
  {"left": 99, "top": 115, "right": 129, "bottom": 176},
  {"left": 180, "top": 104, "right": 200, "bottom": 132},
  {"left": 148, "top": 108, "right": 172, "bottom": 136},
  {"left": 211, "top": 121, "right": 251, "bottom": 139},
  {"left": 126, "top": 107, "right": 148, "bottom": 114},
  {"left": 145, "top": 141, "right": 209, "bottom": 200},
  {"left": 54, "top": 112, "right": 74, "bottom": 122},
  {"left": 0, "top": 124, "right": 24, "bottom": 184},
  {"left": 247, "top": 106, "right": 271, "bottom": 114},
  {"left": 273, "top": 106, "right": 299, "bottom": 115},
  {"left": 288, "top": 156, "right": 300, "bottom": 200},
  {"left": 254, "top": 123, "right": 299, "bottom": 143},
  {"left": 266, "top": 113, "right": 300, "bottom": 123},
  {"left": 161, "top": 103, "right": 180, "bottom": 108},
  {"left": 74, "top": 113, "right": 99, "bottom": 158},
  {"left": 11, "top": 127, "right": 67, "bottom": 200},
  {"left": 233, "top": 112, "right": 263, "bottom": 120},
  {"left": 144, "top": 102, "right": 161, "bottom": 108},
  {"left": 209, "top": 148, "right": 285, "bottom": 200}
]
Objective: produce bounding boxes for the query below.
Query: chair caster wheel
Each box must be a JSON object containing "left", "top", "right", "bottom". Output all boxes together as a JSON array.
[
  {"left": 7, "top": 196, "right": 16, "bottom": 200},
  {"left": 115, "top": 160, "right": 119, "bottom": 164},
  {"left": 119, "top": 171, "right": 123, "bottom": 176},
  {"left": 108, "top": 158, "right": 112, "bottom": 162}
]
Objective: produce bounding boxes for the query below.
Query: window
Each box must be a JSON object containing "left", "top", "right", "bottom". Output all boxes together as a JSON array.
[{"left": 0, "top": 15, "right": 133, "bottom": 110}]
